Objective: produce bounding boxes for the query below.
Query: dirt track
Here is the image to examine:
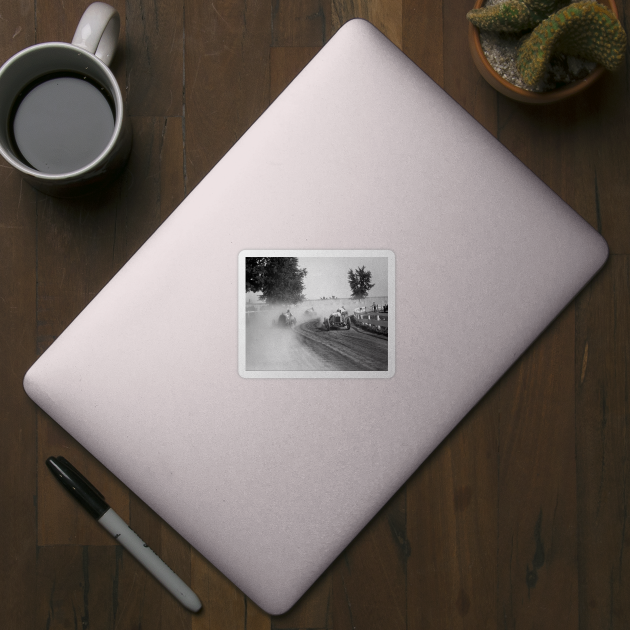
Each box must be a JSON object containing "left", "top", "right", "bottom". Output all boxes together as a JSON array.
[
  {"left": 245, "top": 317, "right": 388, "bottom": 371},
  {"left": 294, "top": 320, "right": 388, "bottom": 371}
]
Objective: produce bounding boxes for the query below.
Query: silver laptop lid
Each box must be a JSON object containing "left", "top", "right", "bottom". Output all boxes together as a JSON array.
[{"left": 24, "top": 19, "right": 607, "bottom": 614}]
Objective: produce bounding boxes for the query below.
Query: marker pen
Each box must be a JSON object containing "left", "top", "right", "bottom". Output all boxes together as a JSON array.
[{"left": 46, "top": 456, "right": 202, "bottom": 613}]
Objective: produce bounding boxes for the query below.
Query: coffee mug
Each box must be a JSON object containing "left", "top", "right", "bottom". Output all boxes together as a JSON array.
[{"left": 0, "top": 2, "right": 132, "bottom": 197}]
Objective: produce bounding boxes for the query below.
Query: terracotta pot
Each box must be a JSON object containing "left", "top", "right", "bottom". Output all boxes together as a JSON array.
[{"left": 468, "top": 0, "right": 619, "bottom": 103}]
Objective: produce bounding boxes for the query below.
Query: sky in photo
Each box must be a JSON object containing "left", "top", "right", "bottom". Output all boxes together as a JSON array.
[
  {"left": 246, "top": 255, "right": 389, "bottom": 302},
  {"left": 298, "top": 256, "right": 388, "bottom": 299}
]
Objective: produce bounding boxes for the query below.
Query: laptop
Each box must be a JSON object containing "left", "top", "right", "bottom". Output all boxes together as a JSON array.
[{"left": 23, "top": 19, "right": 608, "bottom": 614}]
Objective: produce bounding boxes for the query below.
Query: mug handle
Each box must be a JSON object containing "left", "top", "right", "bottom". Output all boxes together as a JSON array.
[{"left": 71, "top": 2, "right": 120, "bottom": 67}]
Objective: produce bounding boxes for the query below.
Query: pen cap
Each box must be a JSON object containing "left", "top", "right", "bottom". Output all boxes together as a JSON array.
[{"left": 46, "top": 456, "right": 110, "bottom": 519}]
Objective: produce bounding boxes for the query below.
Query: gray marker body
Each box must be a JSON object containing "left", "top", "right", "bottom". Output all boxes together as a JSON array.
[{"left": 99, "top": 508, "right": 202, "bottom": 612}]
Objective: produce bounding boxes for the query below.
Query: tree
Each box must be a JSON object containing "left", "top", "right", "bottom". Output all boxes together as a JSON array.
[
  {"left": 245, "top": 257, "right": 267, "bottom": 294},
  {"left": 245, "top": 257, "right": 307, "bottom": 304},
  {"left": 347, "top": 266, "right": 375, "bottom": 300}
]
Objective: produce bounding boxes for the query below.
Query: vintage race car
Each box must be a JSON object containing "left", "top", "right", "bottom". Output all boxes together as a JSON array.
[
  {"left": 275, "top": 310, "right": 296, "bottom": 328},
  {"left": 322, "top": 307, "right": 351, "bottom": 330}
]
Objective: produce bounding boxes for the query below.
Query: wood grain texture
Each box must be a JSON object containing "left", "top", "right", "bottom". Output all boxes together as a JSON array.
[
  {"left": 112, "top": 116, "right": 185, "bottom": 270},
  {"left": 0, "top": 6, "right": 38, "bottom": 629},
  {"left": 407, "top": 393, "right": 498, "bottom": 629},
  {"left": 272, "top": 0, "right": 332, "bottom": 46},
  {"left": 0, "top": 148, "right": 38, "bottom": 630},
  {"left": 583, "top": 73, "right": 630, "bottom": 254},
  {"left": 184, "top": 0, "right": 271, "bottom": 191},
  {"left": 403, "top": 0, "right": 444, "bottom": 87},
  {"left": 576, "top": 256, "right": 630, "bottom": 630},
  {"left": 443, "top": 0, "right": 497, "bottom": 132},
  {"left": 332, "top": 0, "right": 403, "bottom": 48},
  {"left": 331, "top": 486, "right": 408, "bottom": 630},
  {"left": 36, "top": 545, "right": 119, "bottom": 630},
  {"left": 126, "top": 0, "right": 184, "bottom": 117},
  {"left": 0, "top": 0, "right": 36, "bottom": 55},
  {"left": 1, "top": 0, "right": 629, "bottom": 627},
  {"left": 497, "top": 305, "right": 579, "bottom": 629}
]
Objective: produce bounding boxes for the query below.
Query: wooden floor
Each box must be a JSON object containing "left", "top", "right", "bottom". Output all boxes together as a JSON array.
[{"left": 1, "top": 0, "right": 629, "bottom": 628}]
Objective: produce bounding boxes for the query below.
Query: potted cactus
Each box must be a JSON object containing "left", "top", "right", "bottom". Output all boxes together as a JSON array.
[{"left": 467, "top": 0, "right": 627, "bottom": 102}]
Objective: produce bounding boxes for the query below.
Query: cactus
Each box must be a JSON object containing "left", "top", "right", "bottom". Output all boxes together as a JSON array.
[
  {"left": 516, "top": 1, "right": 627, "bottom": 85},
  {"left": 467, "top": 0, "right": 568, "bottom": 33}
]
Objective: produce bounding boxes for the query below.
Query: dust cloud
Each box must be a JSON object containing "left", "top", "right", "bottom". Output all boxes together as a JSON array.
[{"left": 245, "top": 299, "right": 350, "bottom": 371}]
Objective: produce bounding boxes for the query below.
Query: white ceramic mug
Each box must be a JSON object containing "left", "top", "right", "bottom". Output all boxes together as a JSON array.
[{"left": 0, "top": 2, "right": 131, "bottom": 197}]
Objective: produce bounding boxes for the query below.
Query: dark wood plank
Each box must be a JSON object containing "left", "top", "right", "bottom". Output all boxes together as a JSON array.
[
  {"left": 184, "top": 0, "right": 272, "bottom": 192},
  {"left": 0, "top": 132, "right": 38, "bottom": 630},
  {"left": 575, "top": 0, "right": 629, "bottom": 254},
  {"left": 126, "top": 0, "right": 183, "bottom": 117},
  {"left": 0, "top": 5, "right": 39, "bottom": 629},
  {"left": 331, "top": 0, "right": 402, "bottom": 48},
  {"left": 402, "top": 0, "right": 444, "bottom": 88},
  {"left": 36, "top": 545, "right": 119, "bottom": 630},
  {"left": 407, "top": 393, "right": 499, "bottom": 629},
  {"left": 582, "top": 72, "right": 630, "bottom": 254},
  {"left": 330, "top": 486, "right": 407, "bottom": 630},
  {"left": 33, "top": 189, "right": 121, "bottom": 354},
  {"left": 0, "top": 0, "right": 36, "bottom": 54},
  {"left": 159, "top": 117, "right": 187, "bottom": 219},
  {"left": 272, "top": 0, "right": 332, "bottom": 46},
  {"left": 443, "top": 0, "right": 497, "bottom": 131},
  {"left": 576, "top": 256, "right": 630, "bottom": 629},
  {"left": 112, "top": 116, "right": 185, "bottom": 270},
  {"left": 497, "top": 305, "right": 578, "bottom": 628}
]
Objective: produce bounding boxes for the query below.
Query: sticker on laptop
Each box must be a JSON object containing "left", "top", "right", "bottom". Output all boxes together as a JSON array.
[{"left": 238, "top": 250, "right": 394, "bottom": 378}]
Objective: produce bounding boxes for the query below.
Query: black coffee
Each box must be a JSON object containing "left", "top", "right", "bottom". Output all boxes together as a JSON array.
[{"left": 10, "top": 73, "right": 115, "bottom": 174}]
